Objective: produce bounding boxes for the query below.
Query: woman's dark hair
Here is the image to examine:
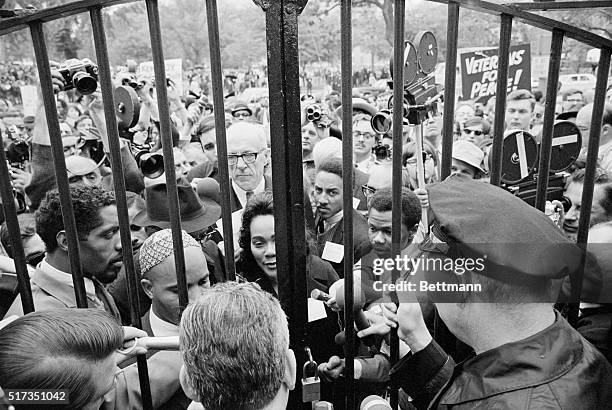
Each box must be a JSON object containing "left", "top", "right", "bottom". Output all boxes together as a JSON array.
[{"left": 237, "top": 190, "right": 316, "bottom": 275}]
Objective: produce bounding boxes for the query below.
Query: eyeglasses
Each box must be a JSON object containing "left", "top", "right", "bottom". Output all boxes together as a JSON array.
[
  {"left": 405, "top": 152, "right": 432, "bottom": 166},
  {"left": 203, "top": 142, "right": 215, "bottom": 151},
  {"left": 362, "top": 184, "right": 376, "bottom": 198},
  {"left": 233, "top": 111, "right": 251, "bottom": 118},
  {"left": 566, "top": 98, "right": 583, "bottom": 103},
  {"left": 463, "top": 129, "right": 483, "bottom": 136},
  {"left": 228, "top": 151, "right": 262, "bottom": 166},
  {"left": 353, "top": 131, "right": 376, "bottom": 140}
]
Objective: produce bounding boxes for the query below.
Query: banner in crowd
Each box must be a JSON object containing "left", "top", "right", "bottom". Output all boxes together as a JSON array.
[
  {"left": 460, "top": 44, "right": 531, "bottom": 103},
  {"left": 138, "top": 58, "right": 184, "bottom": 96}
]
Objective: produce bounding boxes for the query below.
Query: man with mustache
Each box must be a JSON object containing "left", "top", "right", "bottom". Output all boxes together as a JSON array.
[{"left": 4, "top": 185, "right": 130, "bottom": 317}]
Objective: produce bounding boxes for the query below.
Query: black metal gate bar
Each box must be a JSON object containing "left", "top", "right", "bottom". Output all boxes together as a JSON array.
[
  {"left": 534, "top": 29, "right": 564, "bottom": 212},
  {"left": 508, "top": 1, "right": 612, "bottom": 11},
  {"left": 340, "top": 0, "right": 356, "bottom": 407},
  {"left": 29, "top": 21, "right": 88, "bottom": 308},
  {"left": 489, "top": 13, "right": 513, "bottom": 187},
  {"left": 0, "top": 130, "right": 34, "bottom": 314},
  {"left": 428, "top": 0, "right": 612, "bottom": 51},
  {"left": 144, "top": 0, "right": 189, "bottom": 312},
  {"left": 440, "top": 1, "right": 460, "bottom": 180},
  {"left": 569, "top": 48, "right": 612, "bottom": 327},
  {"left": 256, "top": 1, "right": 309, "bottom": 408},
  {"left": 0, "top": 0, "right": 136, "bottom": 36},
  {"left": 389, "top": 0, "right": 406, "bottom": 408},
  {"left": 205, "top": 0, "right": 235, "bottom": 280},
  {"left": 89, "top": 7, "right": 153, "bottom": 408}
]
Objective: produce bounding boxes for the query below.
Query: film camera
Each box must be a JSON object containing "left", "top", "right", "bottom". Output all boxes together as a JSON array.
[
  {"left": 494, "top": 121, "right": 581, "bottom": 211},
  {"left": 372, "top": 143, "right": 391, "bottom": 161},
  {"left": 58, "top": 58, "right": 99, "bottom": 95},
  {"left": 132, "top": 143, "right": 164, "bottom": 179},
  {"left": 371, "top": 31, "right": 442, "bottom": 134},
  {"left": 4, "top": 133, "right": 29, "bottom": 214}
]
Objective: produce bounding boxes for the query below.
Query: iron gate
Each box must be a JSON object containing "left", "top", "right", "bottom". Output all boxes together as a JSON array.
[{"left": 0, "top": 0, "right": 610, "bottom": 409}]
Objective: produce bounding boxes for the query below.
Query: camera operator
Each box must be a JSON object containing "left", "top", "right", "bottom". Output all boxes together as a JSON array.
[{"left": 26, "top": 60, "right": 145, "bottom": 209}]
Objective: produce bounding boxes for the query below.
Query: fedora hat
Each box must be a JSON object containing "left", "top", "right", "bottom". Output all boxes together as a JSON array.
[
  {"left": 134, "top": 177, "right": 221, "bottom": 234},
  {"left": 452, "top": 140, "right": 485, "bottom": 173}
]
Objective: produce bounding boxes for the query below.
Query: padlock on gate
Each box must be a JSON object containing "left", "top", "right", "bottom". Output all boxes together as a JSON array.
[{"left": 302, "top": 359, "right": 321, "bottom": 403}]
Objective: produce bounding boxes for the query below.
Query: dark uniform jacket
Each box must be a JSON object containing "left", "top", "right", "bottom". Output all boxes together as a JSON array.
[{"left": 390, "top": 311, "right": 612, "bottom": 409}]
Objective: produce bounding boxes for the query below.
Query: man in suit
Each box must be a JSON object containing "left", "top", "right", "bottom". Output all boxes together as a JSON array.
[
  {"left": 313, "top": 157, "right": 372, "bottom": 278},
  {"left": 4, "top": 185, "right": 128, "bottom": 318},
  {"left": 179, "top": 282, "right": 296, "bottom": 410},
  {"left": 225, "top": 121, "right": 272, "bottom": 212},
  {"left": 133, "top": 228, "right": 211, "bottom": 409}
]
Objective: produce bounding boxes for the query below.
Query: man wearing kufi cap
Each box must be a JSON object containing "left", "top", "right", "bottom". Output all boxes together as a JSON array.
[
  {"left": 135, "top": 228, "right": 210, "bottom": 410},
  {"left": 388, "top": 177, "right": 612, "bottom": 409}
]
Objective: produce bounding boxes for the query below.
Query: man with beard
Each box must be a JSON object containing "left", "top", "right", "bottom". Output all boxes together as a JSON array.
[
  {"left": 563, "top": 168, "right": 612, "bottom": 240},
  {"left": 4, "top": 185, "right": 130, "bottom": 317}
]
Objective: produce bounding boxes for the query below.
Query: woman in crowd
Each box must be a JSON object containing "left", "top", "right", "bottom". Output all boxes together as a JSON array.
[{"left": 236, "top": 190, "right": 341, "bottom": 364}]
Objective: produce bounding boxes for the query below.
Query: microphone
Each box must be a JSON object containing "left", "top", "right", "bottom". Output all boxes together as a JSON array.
[
  {"left": 123, "top": 336, "right": 180, "bottom": 351},
  {"left": 333, "top": 279, "right": 375, "bottom": 347},
  {"left": 360, "top": 395, "right": 392, "bottom": 410},
  {"left": 311, "top": 288, "right": 331, "bottom": 302}
]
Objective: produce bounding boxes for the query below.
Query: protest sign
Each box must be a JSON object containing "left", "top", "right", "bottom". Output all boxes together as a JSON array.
[
  {"left": 460, "top": 44, "right": 531, "bottom": 103},
  {"left": 138, "top": 58, "right": 184, "bottom": 96}
]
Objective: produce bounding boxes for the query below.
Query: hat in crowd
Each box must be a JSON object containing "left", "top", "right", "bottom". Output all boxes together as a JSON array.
[
  {"left": 463, "top": 116, "right": 491, "bottom": 135},
  {"left": 424, "top": 177, "right": 581, "bottom": 283},
  {"left": 79, "top": 126, "right": 102, "bottom": 141},
  {"left": 134, "top": 177, "right": 221, "bottom": 233},
  {"left": 139, "top": 229, "right": 201, "bottom": 275},
  {"left": 65, "top": 155, "right": 99, "bottom": 178},
  {"left": 23, "top": 116, "right": 35, "bottom": 130},
  {"left": 231, "top": 101, "right": 252, "bottom": 116},
  {"left": 452, "top": 140, "right": 485, "bottom": 174},
  {"left": 334, "top": 98, "right": 378, "bottom": 119}
]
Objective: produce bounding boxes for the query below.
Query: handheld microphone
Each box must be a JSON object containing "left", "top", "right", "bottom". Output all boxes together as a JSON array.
[
  {"left": 122, "top": 336, "right": 180, "bottom": 351},
  {"left": 333, "top": 279, "right": 375, "bottom": 347},
  {"left": 360, "top": 395, "right": 392, "bottom": 410},
  {"left": 311, "top": 288, "right": 331, "bottom": 302}
]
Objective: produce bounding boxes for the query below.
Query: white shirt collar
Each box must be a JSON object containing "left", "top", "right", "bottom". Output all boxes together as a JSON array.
[
  {"left": 232, "top": 177, "right": 266, "bottom": 208},
  {"left": 149, "top": 308, "right": 179, "bottom": 336},
  {"left": 40, "top": 258, "right": 97, "bottom": 300},
  {"left": 324, "top": 210, "right": 344, "bottom": 231}
]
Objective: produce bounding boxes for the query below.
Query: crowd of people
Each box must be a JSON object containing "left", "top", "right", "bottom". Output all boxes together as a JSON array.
[{"left": 0, "top": 57, "right": 612, "bottom": 410}]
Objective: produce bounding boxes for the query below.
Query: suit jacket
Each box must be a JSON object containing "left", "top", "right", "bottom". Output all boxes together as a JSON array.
[
  {"left": 126, "top": 311, "right": 191, "bottom": 410},
  {"left": 214, "top": 174, "right": 273, "bottom": 213},
  {"left": 314, "top": 209, "right": 372, "bottom": 279},
  {"left": 4, "top": 261, "right": 120, "bottom": 319}
]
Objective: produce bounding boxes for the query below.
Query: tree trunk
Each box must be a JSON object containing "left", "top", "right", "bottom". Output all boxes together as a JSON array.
[{"left": 382, "top": 0, "right": 394, "bottom": 48}]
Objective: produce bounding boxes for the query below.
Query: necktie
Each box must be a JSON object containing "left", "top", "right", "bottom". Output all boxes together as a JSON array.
[{"left": 246, "top": 190, "right": 254, "bottom": 202}]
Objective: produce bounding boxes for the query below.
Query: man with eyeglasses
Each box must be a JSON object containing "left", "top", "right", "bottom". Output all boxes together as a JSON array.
[
  {"left": 231, "top": 101, "right": 253, "bottom": 122},
  {"left": 353, "top": 113, "right": 379, "bottom": 174},
  {"left": 225, "top": 122, "right": 271, "bottom": 211},
  {"left": 576, "top": 102, "right": 612, "bottom": 176},
  {"left": 362, "top": 162, "right": 393, "bottom": 207}
]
